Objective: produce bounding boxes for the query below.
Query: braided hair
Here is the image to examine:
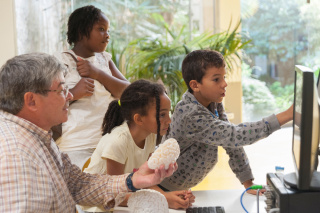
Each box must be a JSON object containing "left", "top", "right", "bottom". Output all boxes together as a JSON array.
[
  {"left": 102, "top": 79, "right": 165, "bottom": 145},
  {"left": 153, "top": 87, "right": 161, "bottom": 145}
]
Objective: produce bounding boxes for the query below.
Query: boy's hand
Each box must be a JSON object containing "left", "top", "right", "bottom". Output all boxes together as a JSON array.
[
  {"left": 76, "top": 57, "right": 101, "bottom": 80},
  {"left": 70, "top": 78, "right": 95, "bottom": 100},
  {"left": 276, "top": 104, "right": 294, "bottom": 126},
  {"left": 131, "top": 162, "right": 177, "bottom": 190},
  {"left": 243, "top": 179, "right": 265, "bottom": 195}
]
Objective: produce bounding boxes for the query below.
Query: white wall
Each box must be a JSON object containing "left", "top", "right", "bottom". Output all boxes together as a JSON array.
[{"left": 0, "top": 0, "right": 16, "bottom": 66}]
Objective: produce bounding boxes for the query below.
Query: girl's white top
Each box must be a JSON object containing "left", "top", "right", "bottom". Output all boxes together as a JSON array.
[{"left": 54, "top": 50, "right": 114, "bottom": 152}]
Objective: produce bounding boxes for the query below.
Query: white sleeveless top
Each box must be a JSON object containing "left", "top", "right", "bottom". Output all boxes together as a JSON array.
[{"left": 54, "top": 50, "right": 115, "bottom": 152}]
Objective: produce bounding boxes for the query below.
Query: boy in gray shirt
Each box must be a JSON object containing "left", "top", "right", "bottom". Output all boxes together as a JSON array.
[{"left": 159, "top": 50, "right": 293, "bottom": 193}]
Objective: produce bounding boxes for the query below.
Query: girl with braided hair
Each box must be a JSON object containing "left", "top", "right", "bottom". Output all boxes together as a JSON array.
[{"left": 81, "top": 79, "right": 195, "bottom": 212}]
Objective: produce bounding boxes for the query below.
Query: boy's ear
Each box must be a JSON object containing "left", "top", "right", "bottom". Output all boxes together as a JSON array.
[
  {"left": 133, "top": 113, "right": 143, "bottom": 126},
  {"left": 189, "top": 80, "right": 200, "bottom": 92}
]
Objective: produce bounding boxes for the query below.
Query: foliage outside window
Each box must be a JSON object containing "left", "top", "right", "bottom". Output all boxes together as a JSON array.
[{"left": 241, "top": 0, "right": 320, "bottom": 121}]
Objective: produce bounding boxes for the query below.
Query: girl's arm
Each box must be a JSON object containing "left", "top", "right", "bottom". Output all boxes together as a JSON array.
[
  {"left": 106, "top": 158, "right": 129, "bottom": 206},
  {"left": 69, "top": 78, "right": 95, "bottom": 101},
  {"left": 76, "top": 59, "right": 130, "bottom": 98},
  {"left": 106, "top": 158, "right": 125, "bottom": 175},
  {"left": 96, "top": 60, "right": 129, "bottom": 98}
]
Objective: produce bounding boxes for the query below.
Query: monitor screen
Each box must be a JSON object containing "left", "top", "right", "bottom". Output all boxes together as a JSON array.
[
  {"left": 318, "top": 71, "right": 320, "bottom": 98},
  {"left": 284, "top": 65, "right": 320, "bottom": 191}
]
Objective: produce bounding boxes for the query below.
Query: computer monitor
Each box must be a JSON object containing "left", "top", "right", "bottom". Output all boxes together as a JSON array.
[
  {"left": 283, "top": 65, "right": 320, "bottom": 191},
  {"left": 317, "top": 70, "right": 320, "bottom": 96}
]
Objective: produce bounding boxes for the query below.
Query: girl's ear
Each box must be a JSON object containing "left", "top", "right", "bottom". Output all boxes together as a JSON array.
[
  {"left": 189, "top": 80, "right": 200, "bottom": 92},
  {"left": 133, "top": 113, "right": 143, "bottom": 126}
]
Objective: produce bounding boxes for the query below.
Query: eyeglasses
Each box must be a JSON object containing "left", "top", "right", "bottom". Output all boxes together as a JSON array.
[{"left": 45, "top": 85, "right": 69, "bottom": 96}]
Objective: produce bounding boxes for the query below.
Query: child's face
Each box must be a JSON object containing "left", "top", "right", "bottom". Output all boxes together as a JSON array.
[
  {"left": 192, "top": 66, "right": 227, "bottom": 107},
  {"left": 141, "top": 93, "right": 171, "bottom": 136},
  {"left": 82, "top": 14, "right": 110, "bottom": 53}
]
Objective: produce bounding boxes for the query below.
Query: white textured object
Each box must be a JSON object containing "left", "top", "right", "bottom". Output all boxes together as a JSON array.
[
  {"left": 128, "top": 189, "right": 169, "bottom": 213},
  {"left": 148, "top": 138, "right": 180, "bottom": 170}
]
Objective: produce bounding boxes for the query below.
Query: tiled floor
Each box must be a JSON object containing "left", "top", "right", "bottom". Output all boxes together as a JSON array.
[{"left": 192, "top": 127, "right": 295, "bottom": 191}]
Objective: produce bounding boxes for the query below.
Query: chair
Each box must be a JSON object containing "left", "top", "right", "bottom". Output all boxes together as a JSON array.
[{"left": 82, "top": 157, "right": 91, "bottom": 172}]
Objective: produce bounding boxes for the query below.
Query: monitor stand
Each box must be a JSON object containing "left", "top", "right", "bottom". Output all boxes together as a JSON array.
[{"left": 283, "top": 171, "right": 320, "bottom": 191}]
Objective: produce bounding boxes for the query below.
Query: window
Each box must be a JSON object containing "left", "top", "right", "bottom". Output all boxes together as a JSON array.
[{"left": 241, "top": 0, "right": 320, "bottom": 121}]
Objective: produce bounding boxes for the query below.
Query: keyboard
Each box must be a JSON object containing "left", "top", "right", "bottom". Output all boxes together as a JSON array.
[{"left": 186, "top": 206, "right": 225, "bottom": 213}]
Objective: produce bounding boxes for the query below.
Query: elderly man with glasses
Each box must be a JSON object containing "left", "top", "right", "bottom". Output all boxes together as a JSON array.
[{"left": 0, "top": 52, "right": 176, "bottom": 212}]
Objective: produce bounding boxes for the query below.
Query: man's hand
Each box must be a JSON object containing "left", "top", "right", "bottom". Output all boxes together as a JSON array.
[
  {"left": 131, "top": 162, "right": 177, "bottom": 190},
  {"left": 243, "top": 179, "right": 265, "bottom": 195},
  {"left": 69, "top": 78, "right": 95, "bottom": 100}
]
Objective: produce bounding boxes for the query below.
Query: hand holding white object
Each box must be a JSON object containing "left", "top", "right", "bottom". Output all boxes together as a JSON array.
[{"left": 132, "top": 162, "right": 178, "bottom": 190}]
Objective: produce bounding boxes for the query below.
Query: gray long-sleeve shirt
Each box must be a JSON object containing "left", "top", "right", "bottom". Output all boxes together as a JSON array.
[{"left": 160, "top": 91, "right": 280, "bottom": 191}]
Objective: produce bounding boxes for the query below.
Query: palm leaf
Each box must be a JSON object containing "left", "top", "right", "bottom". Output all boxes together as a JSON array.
[{"left": 123, "top": 16, "right": 251, "bottom": 110}]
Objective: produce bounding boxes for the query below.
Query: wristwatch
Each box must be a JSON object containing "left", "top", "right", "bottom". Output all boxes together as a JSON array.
[{"left": 126, "top": 172, "right": 140, "bottom": 192}]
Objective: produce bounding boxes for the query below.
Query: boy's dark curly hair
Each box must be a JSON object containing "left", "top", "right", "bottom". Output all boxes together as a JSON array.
[
  {"left": 102, "top": 79, "right": 165, "bottom": 145},
  {"left": 67, "top": 5, "right": 102, "bottom": 45},
  {"left": 182, "top": 49, "right": 226, "bottom": 93}
]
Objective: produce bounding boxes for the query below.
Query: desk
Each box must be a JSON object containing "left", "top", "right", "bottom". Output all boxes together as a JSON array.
[{"left": 112, "top": 189, "right": 266, "bottom": 213}]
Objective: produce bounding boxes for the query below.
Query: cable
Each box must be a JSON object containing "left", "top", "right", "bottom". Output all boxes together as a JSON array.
[
  {"left": 257, "top": 189, "right": 260, "bottom": 213},
  {"left": 240, "top": 185, "right": 264, "bottom": 213},
  {"left": 240, "top": 188, "right": 250, "bottom": 213}
]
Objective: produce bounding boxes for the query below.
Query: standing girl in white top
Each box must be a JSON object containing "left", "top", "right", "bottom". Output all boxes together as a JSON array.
[
  {"left": 82, "top": 80, "right": 194, "bottom": 212},
  {"left": 54, "top": 5, "right": 129, "bottom": 168}
]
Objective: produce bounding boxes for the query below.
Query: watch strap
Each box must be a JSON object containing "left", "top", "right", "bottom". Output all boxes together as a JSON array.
[{"left": 126, "top": 172, "right": 140, "bottom": 192}]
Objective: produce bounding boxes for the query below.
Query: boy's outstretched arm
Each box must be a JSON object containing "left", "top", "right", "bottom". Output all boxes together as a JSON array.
[{"left": 276, "top": 104, "right": 294, "bottom": 126}]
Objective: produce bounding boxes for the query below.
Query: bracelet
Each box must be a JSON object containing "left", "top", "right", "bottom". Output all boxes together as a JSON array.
[{"left": 126, "top": 172, "right": 140, "bottom": 192}]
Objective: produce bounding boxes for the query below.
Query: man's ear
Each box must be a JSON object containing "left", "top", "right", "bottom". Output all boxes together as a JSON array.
[
  {"left": 133, "top": 113, "right": 143, "bottom": 126},
  {"left": 23, "top": 92, "right": 38, "bottom": 112},
  {"left": 189, "top": 80, "right": 200, "bottom": 92}
]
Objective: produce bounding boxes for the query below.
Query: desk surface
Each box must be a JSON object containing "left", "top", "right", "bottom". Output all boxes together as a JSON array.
[{"left": 113, "top": 189, "right": 266, "bottom": 213}]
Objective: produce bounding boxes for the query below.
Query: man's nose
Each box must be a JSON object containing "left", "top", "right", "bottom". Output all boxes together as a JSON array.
[{"left": 66, "top": 91, "right": 73, "bottom": 101}]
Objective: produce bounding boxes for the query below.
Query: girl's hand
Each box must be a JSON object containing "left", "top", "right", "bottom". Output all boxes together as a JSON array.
[
  {"left": 131, "top": 162, "right": 177, "bottom": 190},
  {"left": 184, "top": 189, "right": 195, "bottom": 204},
  {"left": 165, "top": 190, "right": 195, "bottom": 209},
  {"left": 76, "top": 58, "right": 101, "bottom": 80},
  {"left": 70, "top": 78, "right": 95, "bottom": 100}
]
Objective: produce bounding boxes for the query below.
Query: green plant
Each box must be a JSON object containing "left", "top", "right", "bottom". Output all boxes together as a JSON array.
[
  {"left": 269, "top": 81, "right": 294, "bottom": 111},
  {"left": 242, "top": 66, "right": 278, "bottom": 121},
  {"left": 124, "top": 15, "right": 251, "bottom": 110},
  {"left": 242, "top": 62, "right": 294, "bottom": 121}
]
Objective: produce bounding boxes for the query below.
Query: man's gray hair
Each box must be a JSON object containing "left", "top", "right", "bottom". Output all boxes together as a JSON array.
[{"left": 0, "top": 52, "right": 67, "bottom": 115}]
